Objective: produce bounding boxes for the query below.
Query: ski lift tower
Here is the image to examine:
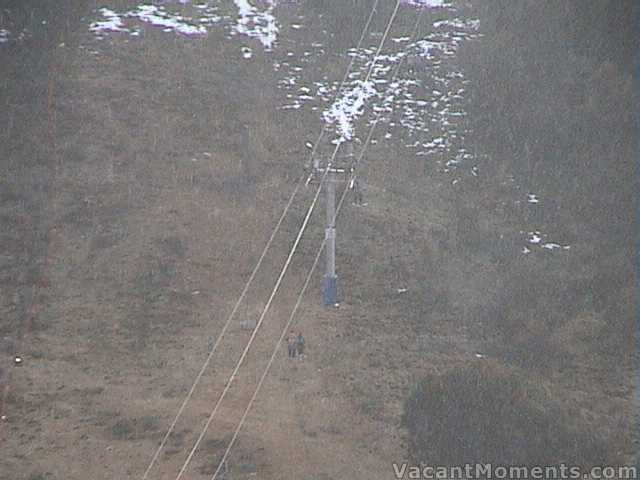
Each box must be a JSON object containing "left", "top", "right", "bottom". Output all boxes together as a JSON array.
[
  {"left": 323, "top": 165, "right": 340, "bottom": 306},
  {"left": 316, "top": 145, "right": 356, "bottom": 306},
  {"left": 307, "top": 139, "right": 358, "bottom": 306}
]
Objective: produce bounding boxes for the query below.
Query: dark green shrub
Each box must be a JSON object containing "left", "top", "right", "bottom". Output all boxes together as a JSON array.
[{"left": 404, "top": 361, "right": 621, "bottom": 467}]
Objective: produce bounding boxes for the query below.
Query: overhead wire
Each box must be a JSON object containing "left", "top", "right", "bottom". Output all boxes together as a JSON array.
[
  {"left": 171, "top": 2, "right": 405, "bottom": 479},
  {"left": 209, "top": 4, "right": 426, "bottom": 478},
  {"left": 139, "top": 2, "right": 381, "bottom": 479},
  {"left": 173, "top": 163, "right": 330, "bottom": 480}
]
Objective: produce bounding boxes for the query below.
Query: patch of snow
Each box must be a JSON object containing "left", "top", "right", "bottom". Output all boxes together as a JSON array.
[
  {"left": 90, "top": 8, "right": 128, "bottom": 34},
  {"left": 233, "top": 0, "right": 279, "bottom": 50},
  {"left": 279, "top": 103, "right": 302, "bottom": 110},
  {"left": 401, "top": 0, "right": 449, "bottom": 8},
  {"left": 323, "top": 80, "right": 376, "bottom": 144},
  {"left": 528, "top": 232, "right": 542, "bottom": 244},
  {"left": 90, "top": 4, "right": 212, "bottom": 38},
  {"left": 434, "top": 18, "right": 479, "bottom": 31},
  {"left": 523, "top": 231, "right": 570, "bottom": 254},
  {"left": 414, "top": 40, "right": 441, "bottom": 57},
  {"left": 269, "top": 1, "right": 482, "bottom": 183},
  {"left": 129, "top": 5, "right": 207, "bottom": 37}
]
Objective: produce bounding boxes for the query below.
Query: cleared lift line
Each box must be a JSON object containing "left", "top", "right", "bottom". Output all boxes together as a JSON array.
[
  {"left": 140, "top": 1, "right": 382, "bottom": 479},
  {"left": 171, "top": 2, "right": 405, "bottom": 479},
  {"left": 209, "top": 5, "right": 425, "bottom": 479},
  {"left": 174, "top": 160, "right": 330, "bottom": 480}
]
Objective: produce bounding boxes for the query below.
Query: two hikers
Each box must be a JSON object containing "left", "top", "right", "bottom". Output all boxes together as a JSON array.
[{"left": 287, "top": 330, "right": 305, "bottom": 359}]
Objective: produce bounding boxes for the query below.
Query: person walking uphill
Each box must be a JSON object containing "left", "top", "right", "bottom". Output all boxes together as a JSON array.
[
  {"left": 296, "top": 332, "right": 305, "bottom": 358},
  {"left": 287, "top": 330, "right": 297, "bottom": 358}
]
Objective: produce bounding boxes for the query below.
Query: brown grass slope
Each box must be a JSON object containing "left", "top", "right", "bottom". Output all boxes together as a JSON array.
[{"left": 0, "top": 1, "right": 635, "bottom": 479}]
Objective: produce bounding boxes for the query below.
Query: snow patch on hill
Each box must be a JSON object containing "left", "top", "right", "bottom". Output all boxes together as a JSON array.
[
  {"left": 401, "top": 0, "right": 450, "bottom": 7},
  {"left": 323, "top": 80, "right": 377, "bottom": 144},
  {"left": 88, "top": 0, "right": 279, "bottom": 50},
  {"left": 232, "top": 0, "right": 279, "bottom": 50}
]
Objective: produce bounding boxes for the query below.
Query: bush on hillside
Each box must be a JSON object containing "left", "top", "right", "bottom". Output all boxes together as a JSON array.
[{"left": 404, "top": 362, "right": 621, "bottom": 467}]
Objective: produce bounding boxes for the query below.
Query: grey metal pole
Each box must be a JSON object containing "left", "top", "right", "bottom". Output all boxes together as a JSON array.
[{"left": 323, "top": 169, "right": 338, "bottom": 305}]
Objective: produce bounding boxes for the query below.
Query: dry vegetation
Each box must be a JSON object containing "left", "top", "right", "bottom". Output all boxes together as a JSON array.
[
  {"left": 404, "top": 0, "right": 636, "bottom": 468},
  {"left": 405, "top": 361, "right": 623, "bottom": 466},
  {"left": 0, "top": 0, "right": 636, "bottom": 478}
]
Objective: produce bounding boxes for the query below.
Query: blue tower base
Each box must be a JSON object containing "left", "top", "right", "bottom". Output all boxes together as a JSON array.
[{"left": 323, "top": 275, "right": 338, "bottom": 306}]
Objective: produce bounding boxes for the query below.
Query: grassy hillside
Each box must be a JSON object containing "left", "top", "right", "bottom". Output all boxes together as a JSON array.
[
  {"left": 405, "top": 0, "right": 635, "bottom": 467},
  {"left": 0, "top": 1, "right": 635, "bottom": 478}
]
